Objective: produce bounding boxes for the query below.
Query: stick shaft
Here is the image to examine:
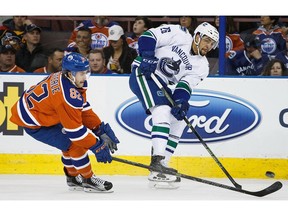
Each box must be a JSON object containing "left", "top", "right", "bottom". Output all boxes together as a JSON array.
[{"left": 112, "top": 156, "right": 282, "bottom": 197}]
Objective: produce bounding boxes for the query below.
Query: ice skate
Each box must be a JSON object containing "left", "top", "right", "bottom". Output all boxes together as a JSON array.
[
  {"left": 64, "top": 168, "right": 83, "bottom": 191},
  {"left": 148, "top": 155, "right": 181, "bottom": 189},
  {"left": 82, "top": 175, "right": 113, "bottom": 193}
]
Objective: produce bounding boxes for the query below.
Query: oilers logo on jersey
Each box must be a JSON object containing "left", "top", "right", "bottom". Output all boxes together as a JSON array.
[
  {"left": 158, "top": 57, "right": 181, "bottom": 77},
  {"left": 91, "top": 33, "right": 109, "bottom": 49},
  {"left": 261, "top": 38, "right": 277, "bottom": 54},
  {"left": 226, "top": 36, "right": 233, "bottom": 53}
]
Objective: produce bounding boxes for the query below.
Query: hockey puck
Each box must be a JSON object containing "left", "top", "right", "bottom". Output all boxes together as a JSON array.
[{"left": 265, "top": 171, "right": 275, "bottom": 178}]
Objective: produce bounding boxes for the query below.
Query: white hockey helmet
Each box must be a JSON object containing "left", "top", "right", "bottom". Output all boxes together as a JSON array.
[{"left": 194, "top": 22, "right": 219, "bottom": 49}]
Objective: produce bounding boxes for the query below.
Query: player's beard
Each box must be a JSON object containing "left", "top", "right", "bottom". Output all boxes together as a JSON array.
[
  {"left": 75, "top": 81, "right": 84, "bottom": 88},
  {"left": 200, "top": 47, "right": 210, "bottom": 56}
]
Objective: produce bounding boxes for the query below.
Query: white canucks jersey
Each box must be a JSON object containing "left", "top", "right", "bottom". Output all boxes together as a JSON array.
[{"left": 134, "top": 24, "right": 210, "bottom": 89}]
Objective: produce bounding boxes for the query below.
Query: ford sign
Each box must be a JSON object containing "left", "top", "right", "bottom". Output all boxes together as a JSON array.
[{"left": 116, "top": 89, "right": 261, "bottom": 143}]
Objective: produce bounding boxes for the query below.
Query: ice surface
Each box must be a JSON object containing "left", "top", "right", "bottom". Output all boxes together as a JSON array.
[{"left": 0, "top": 175, "right": 287, "bottom": 216}]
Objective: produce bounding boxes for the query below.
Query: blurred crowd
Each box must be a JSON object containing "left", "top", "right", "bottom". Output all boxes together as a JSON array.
[{"left": 0, "top": 15, "right": 287, "bottom": 76}]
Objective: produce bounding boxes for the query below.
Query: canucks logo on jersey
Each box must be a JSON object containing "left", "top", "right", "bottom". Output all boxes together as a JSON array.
[{"left": 158, "top": 57, "right": 181, "bottom": 77}]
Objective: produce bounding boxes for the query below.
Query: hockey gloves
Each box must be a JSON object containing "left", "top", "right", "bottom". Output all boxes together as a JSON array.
[
  {"left": 139, "top": 51, "right": 158, "bottom": 79},
  {"left": 93, "top": 122, "right": 120, "bottom": 153},
  {"left": 171, "top": 99, "right": 189, "bottom": 121},
  {"left": 90, "top": 139, "right": 112, "bottom": 163},
  {"left": 171, "top": 81, "right": 191, "bottom": 121}
]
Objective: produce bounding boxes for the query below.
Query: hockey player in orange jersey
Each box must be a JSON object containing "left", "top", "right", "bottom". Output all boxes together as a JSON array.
[{"left": 10, "top": 52, "right": 120, "bottom": 193}]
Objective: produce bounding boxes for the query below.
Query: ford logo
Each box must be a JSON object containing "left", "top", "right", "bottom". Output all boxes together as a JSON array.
[{"left": 116, "top": 89, "right": 261, "bottom": 143}]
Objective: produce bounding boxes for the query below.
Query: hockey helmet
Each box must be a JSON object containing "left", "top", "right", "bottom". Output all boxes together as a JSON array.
[
  {"left": 194, "top": 22, "right": 219, "bottom": 49},
  {"left": 62, "top": 52, "right": 90, "bottom": 77}
]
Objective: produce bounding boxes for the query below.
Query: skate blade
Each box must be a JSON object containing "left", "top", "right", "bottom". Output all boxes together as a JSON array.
[
  {"left": 84, "top": 187, "right": 114, "bottom": 193},
  {"left": 148, "top": 180, "right": 180, "bottom": 189},
  {"left": 68, "top": 186, "right": 84, "bottom": 191}
]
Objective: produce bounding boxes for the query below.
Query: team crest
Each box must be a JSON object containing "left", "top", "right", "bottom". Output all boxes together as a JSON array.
[
  {"left": 261, "top": 38, "right": 276, "bottom": 54},
  {"left": 91, "top": 33, "right": 108, "bottom": 49},
  {"left": 225, "top": 36, "right": 233, "bottom": 53},
  {"left": 158, "top": 57, "right": 181, "bottom": 77}
]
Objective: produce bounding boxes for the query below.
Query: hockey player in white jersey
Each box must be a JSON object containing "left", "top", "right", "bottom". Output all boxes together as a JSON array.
[{"left": 129, "top": 22, "right": 219, "bottom": 189}]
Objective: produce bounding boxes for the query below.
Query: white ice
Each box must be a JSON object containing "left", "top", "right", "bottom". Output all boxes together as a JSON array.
[{"left": 0, "top": 175, "right": 287, "bottom": 216}]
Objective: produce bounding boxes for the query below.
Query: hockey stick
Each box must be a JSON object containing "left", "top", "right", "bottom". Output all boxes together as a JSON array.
[
  {"left": 112, "top": 156, "right": 283, "bottom": 197},
  {"left": 150, "top": 73, "right": 242, "bottom": 189}
]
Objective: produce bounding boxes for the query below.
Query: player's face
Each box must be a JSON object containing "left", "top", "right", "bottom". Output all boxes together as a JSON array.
[
  {"left": 74, "top": 71, "right": 88, "bottom": 88},
  {"left": 199, "top": 35, "right": 216, "bottom": 56}
]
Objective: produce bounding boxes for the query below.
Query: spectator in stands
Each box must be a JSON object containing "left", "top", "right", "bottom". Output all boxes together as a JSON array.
[
  {"left": 0, "top": 16, "right": 32, "bottom": 40},
  {"left": 16, "top": 24, "right": 47, "bottom": 72},
  {"left": 68, "top": 16, "right": 118, "bottom": 49},
  {"left": 252, "top": 16, "right": 286, "bottom": 59},
  {"left": 88, "top": 49, "right": 113, "bottom": 74},
  {"left": 65, "top": 27, "right": 92, "bottom": 58},
  {"left": 275, "top": 33, "right": 288, "bottom": 69},
  {"left": 126, "top": 16, "right": 153, "bottom": 54},
  {"left": 225, "top": 34, "right": 269, "bottom": 75},
  {"left": 0, "top": 44, "right": 25, "bottom": 73},
  {"left": 261, "top": 59, "right": 288, "bottom": 76},
  {"left": 179, "top": 16, "right": 198, "bottom": 36},
  {"left": 0, "top": 29, "right": 21, "bottom": 51},
  {"left": 34, "top": 48, "right": 64, "bottom": 73},
  {"left": 208, "top": 16, "right": 244, "bottom": 58},
  {"left": 103, "top": 25, "right": 138, "bottom": 74}
]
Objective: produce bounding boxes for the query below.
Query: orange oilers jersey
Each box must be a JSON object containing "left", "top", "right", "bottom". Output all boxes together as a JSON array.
[
  {"left": 10, "top": 72, "right": 101, "bottom": 149},
  {"left": 252, "top": 26, "right": 286, "bottom": 57},
  {"left": 33, "top": 66, "right": 48, "bottom": 73},
  {"left": 126, "top": 36, "right": 139, "bottom": 54},
  {"left": 226, "top": 33, "right": 244, "bottom": 52},
  {"left": 68, "top": 20, "right": 110, "bottom": 49},
  {"left": 225, "top": 33, "right": 244, "bottom": 57},
  {"left": 6, "top": 65, "right": 26, "bottom": 73}
]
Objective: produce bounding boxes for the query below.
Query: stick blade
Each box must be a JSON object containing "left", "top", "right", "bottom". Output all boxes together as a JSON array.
[{"left": 247, "top": 181, "right": 283, "bottom": 197}]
